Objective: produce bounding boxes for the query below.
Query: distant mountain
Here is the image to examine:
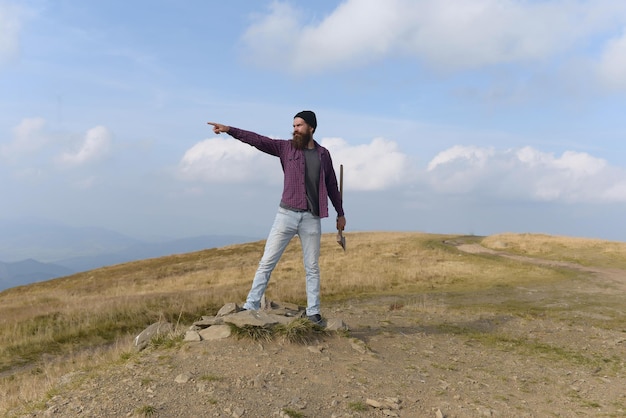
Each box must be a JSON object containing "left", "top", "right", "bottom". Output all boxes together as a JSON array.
[
  {"left": 0, "top": 259, "right": 75, "bottom": 290},
  {"left": 0, "top": 218, "right": 259, "bottom": 291},
  {"left": 54, "top": 235, "right": 259, "bottom": 272},
  {"left": 0, "top": 219, "right": 141, "bottom": 262}
]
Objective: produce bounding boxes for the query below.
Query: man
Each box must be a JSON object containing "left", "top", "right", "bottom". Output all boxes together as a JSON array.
[{"left": 207, "top": 111, "right": 346, "bottom": 324}]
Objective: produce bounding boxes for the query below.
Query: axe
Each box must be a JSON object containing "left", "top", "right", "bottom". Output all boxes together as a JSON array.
[{"left": 336, "top": 164, "right": 346, "bottom": 251}]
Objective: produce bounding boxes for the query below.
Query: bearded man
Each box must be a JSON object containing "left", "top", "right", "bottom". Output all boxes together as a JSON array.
[{"left": 208, "top": 111, "right": 346, "bottom": 325}]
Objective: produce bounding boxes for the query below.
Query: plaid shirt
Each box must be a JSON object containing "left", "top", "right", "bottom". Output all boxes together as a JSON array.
[{"left": 228, "top": 127, "right": 344, "bottom": 219}]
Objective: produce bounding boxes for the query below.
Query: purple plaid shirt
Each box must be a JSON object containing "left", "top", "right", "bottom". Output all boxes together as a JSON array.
[{"left": 228, "top": 127, "right": 344, "bottom": 219}]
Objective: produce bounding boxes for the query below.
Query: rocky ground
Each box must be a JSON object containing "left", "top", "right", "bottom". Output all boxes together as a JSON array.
[{"left": 13, "top": 245, "right": 626, "bottom": 418}]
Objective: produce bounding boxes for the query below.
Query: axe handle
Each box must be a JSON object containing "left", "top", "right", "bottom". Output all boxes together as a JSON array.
[
  {"left": 339, "top": 164, "right": 343, "bottom": 201},
  {"left": 336, "top": 164, "right": 346, "bottom": 251}
]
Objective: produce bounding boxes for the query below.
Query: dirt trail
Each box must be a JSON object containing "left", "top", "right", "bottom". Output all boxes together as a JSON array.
[{"left": 457, "top": 243, "right": 626, "bottom": 291}]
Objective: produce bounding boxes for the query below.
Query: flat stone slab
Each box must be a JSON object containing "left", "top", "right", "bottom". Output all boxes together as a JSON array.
[
  {"left": 193, "top": 316, "right": 224, "bottom": 328},
  {"left": 199, "top": 324, "right": 232, "bottom": 340},
  {"left": 223, "top": 310, "right": 295, "bottom": 327}
]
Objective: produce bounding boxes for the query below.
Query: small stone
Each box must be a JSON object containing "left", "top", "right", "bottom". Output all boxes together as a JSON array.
[
  {"left": 326, "top": 318, "right": 350, "bottom": 331},
  {"left": 216, "top": 302, "right": 241, "bottom": 317},
  {"left": 232, "top": 406, "right": 245, "bottom": 417},
  {"left": 350, "top": 338, "right": 370, "bottom": 354},
  {"left": 183, "top": 330, "right": 201, "bottom": 342},
  {"left": 366, "top": 398, "right": 383, "bottom": 408},
  {"left": 175, "top": 373, "right": 191, "bottom": 384},
  {"left": 307, "top": 345, "right": 323, "bottom": 354}
]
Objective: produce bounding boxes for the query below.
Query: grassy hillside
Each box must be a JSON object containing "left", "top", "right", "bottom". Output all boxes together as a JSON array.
[{"left": 1, "top": 231, "right": 625, "bottom": 414}]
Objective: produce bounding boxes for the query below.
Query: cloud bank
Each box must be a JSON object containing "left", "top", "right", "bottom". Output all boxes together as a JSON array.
[
  {"left": 178, "top": 135, "right": 626, "bottom": 204},
  {"left": 1, "top": 118, "right": 112, "bottom": 169},
  {"left": 57, "top": 126, "right": 112, "bottom": 167},
  {"left": 427, "top": 145, "right": 626, "bottom": 203},
  {"left": 242, "top": 0, "right": 626, "bottom": 89},
  {"left": 178, "top": 135, "right": 411, "bottom": 191}
]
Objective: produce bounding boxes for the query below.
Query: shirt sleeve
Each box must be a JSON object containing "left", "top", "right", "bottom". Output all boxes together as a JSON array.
[
  {"left": 324, "top": 152, "right": 344, "bottom": 217},
  {"left": 227, "top": 127, "right": 285, "bottom": 157}
]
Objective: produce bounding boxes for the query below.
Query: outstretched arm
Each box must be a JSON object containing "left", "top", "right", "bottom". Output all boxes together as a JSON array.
[
  {"left": 207, "top": 122, "right": 230, "bottom": 134},
  {"left": 207, "top": 122, "right": 284, "bottom": 157}
]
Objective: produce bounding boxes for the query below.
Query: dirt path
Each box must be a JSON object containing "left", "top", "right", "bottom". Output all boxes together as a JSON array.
[
  {"left": 12, "top": 246, "right": 626, "bottom": 418},
  {"left": 457, "top": 243, "right": 626, "bottom": 291}
]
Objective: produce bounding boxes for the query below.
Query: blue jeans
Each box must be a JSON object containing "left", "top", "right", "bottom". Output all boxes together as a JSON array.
[{"left": 243, "top": 207, "right": 322, "bottom": 316}]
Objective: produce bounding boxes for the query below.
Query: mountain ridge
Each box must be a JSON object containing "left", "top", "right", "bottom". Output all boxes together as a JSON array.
[
  {"left": 0, "top": 258, "right": 75, "bottom": 290},
  {"left": 0, "top": 219, "right": 259, "bottom": 291}
]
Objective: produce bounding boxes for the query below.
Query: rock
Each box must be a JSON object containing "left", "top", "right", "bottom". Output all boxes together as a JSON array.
[
  {"left": 182, "top": 300, "right": 350, "bottom": 345},
  {"left": 174, "top": 373, "right": 191, "bottom": 384},
  {"left": 366, "top": 398, "right": 384, "bottom": 408},
  {"left": 264, "top": 300, "right": 305, "bottom": 317},
  {"left": 184, "top": 330, "right": 202, "bottom": 342},
  {"left": 216, "top": 302, "right": 241, "bottom": 317},
  {"left": 225, "top": 406, "right": 246, "bottom": 417},
  {"left": 307, "top": 345, "right": 324, "bottom": 354},
  {"left": 476, "top": 406, "right": 494, "bottom": 416},
  {"left": 232, "top": 406, "right": 245, "bottom": 417},
  {"left": 223, "top": 309, "right": 292, "bottom": 327},
  {"left": 326, "top": 318, "right": 349, "bottom": 331},
  {"left": 199, "top": 324, "right": 232, "bottom": 340},
  {"left": 349, "top": 337, "right": 371, "bottom": 354},
  {"left": 366, "top": 397, "right": 401, "bottom": 410},
  {"left": 193, "top": 316, "right": 224, "bottom": 328},
  {"left": 289, "top": 397, "right": 307, "bottom": 409},
  {"left": 384, "top": 397, "right": 401, "bottom": 409},
  {"left": 134, "top": 321, "right": 173, "bottom": 351}
]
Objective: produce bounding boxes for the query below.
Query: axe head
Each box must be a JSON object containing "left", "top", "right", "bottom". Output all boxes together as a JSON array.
[{"left": 336, "top": 230, "right": 346, "bottom": 251}]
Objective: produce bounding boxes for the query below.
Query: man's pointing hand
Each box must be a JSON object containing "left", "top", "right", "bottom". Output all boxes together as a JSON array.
[{"left": 207, "top": 122, "right": 230, "bottom": 134}]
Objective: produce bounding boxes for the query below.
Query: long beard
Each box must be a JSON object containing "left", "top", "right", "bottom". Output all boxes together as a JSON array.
[{"left": 291, "top": 131, "right": 313, "bottom": 150}]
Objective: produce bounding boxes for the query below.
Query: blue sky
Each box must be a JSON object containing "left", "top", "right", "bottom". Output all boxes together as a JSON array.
[{"left": 2, "top": 0, "right": 626, "bottom": 242}]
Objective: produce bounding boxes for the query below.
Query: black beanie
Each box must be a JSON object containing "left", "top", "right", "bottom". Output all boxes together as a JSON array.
[{"left": 294, "top": 110, "right": 317, "bottom": 132}]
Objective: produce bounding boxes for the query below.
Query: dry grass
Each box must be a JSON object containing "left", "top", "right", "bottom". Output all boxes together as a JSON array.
[{"left": 0, "top": 231, "right": 622, "bottom": 413}]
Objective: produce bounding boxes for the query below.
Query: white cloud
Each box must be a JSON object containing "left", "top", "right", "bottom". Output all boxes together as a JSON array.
[
  {"left": 242, "top": 0, "right": 626, "bottom": 77},
  {"left": 57, "top": 126, "right": 112, "bottom": 166},
  {"left": 322, "top": 137, "right": 411, "bottom": 191},
  {"left": 2, "top": 119, "right": 114, "bottom": 170},
  {"left": 0, "top": 117, "right": 47, "bottom": 159},
  {"left": 178, "top": 135, "right": 411, "bottom": 191},
  {"left": 241, "top": 2, "right": 302, "bottom": 67},
  {"left": 597, "top": 27, "right": 626, "bottom": 90},
  {"left": 427, "top": 145, "right": 495, "bottom": 171},
  {"left": 0, "top": 1, "right": 22, "bottom": 65},
  {"left": 427, "top": 145, "right": 626, "bottom": 202},
  {"left": 178, "top": 137, "right": 278, "bottom": 183}
]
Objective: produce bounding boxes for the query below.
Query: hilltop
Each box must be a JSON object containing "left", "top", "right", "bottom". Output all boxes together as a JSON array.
[{"left": 1, "top": 232, "right": 626, "bottom": 417}]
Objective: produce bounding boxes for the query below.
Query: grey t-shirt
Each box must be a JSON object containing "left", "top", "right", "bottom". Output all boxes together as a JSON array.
[{"left": 303, "top": 148, "right": 320, "bottom": 216}]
